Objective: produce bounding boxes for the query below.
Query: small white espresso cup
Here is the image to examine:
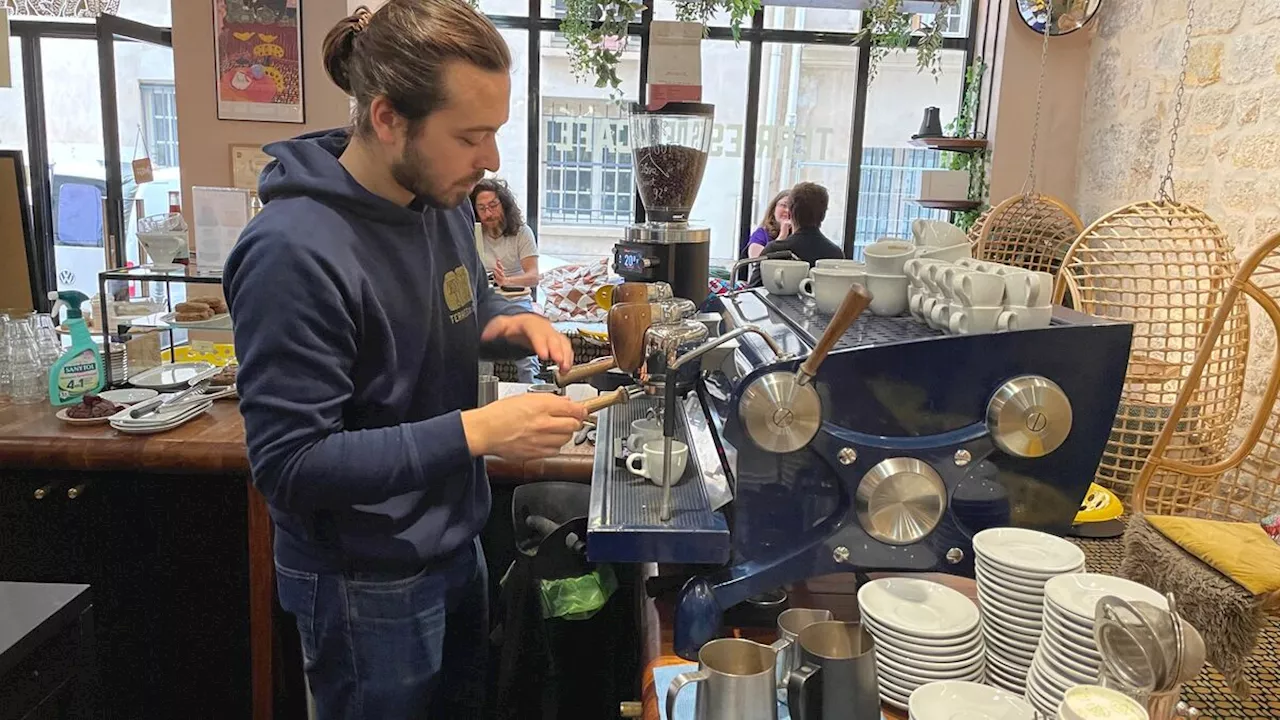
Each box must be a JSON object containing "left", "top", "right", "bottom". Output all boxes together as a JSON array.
[
  {"left": 627, "top": 439, "right": 690, "bottom": 486},
  {"left": 628, "top": 418, "right": 662, "bottom": 452},
  {"left": 761, "top": 260, "right": 811, "bottom": 295},
  {"left": 800, "top": 267, "right": 861, "bottom": 313},
  {"left": 948, "top": 306, "right": 1002, "bottom": 335},
  {"left": 954, "top": 271, "right": 1005, "bottom": 307},
  {"left": 998, "top": 305, "right": 1053, "bottom": 331}
]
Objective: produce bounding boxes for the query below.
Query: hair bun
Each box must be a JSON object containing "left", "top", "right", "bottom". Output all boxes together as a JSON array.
[{"left": 322, "top": 7, "right": 373, "bottom": 95}]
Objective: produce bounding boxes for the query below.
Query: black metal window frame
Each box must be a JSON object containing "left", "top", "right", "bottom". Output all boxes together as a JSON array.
[
  {"left": 542, "top": 97, "right": 635, "bottom": 225},
  {"left": 490, "top": 0, "right": 978, "bottom": 258},
  {"left": 9, "top": 15, "right": 172, "bottom": 309}
]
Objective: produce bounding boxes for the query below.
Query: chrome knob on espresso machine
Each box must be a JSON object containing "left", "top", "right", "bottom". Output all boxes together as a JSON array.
[{"left": 737, "top": 283, "right": 875, "bottom": 453}]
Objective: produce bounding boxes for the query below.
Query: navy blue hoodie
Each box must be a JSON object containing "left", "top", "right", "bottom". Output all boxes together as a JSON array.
[{"left": 224, "top": 129, "right": 525, "bottom": 573}]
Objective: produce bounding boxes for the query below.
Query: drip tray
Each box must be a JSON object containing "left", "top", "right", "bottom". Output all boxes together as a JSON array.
[{"left": 586, "top": 396, "right": 730, "bottom": 564}]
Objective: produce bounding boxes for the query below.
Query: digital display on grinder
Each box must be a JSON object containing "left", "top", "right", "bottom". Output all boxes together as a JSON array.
[{"left": 617, "top": 247, "right": 647, "bottom": 273}]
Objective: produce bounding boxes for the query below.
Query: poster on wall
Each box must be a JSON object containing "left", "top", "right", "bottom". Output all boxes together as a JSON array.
[{"left": 213, "top": 0, "right": 304, "bottom": 123}]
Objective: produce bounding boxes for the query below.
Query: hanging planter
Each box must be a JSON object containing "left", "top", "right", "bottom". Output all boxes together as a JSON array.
[
  {"left": 559, "top": 0, "right": 762, "bottom": 94},
  {"left": 558, "top": 0, "right": 954, "bottom": 93},
  {"left": 854, "top": 0, "right": 958, "bottom": 84}
]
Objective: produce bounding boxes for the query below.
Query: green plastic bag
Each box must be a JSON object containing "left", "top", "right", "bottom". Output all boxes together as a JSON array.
[{"left": 538, "top": 564, "right": 618, "bottom": 621}]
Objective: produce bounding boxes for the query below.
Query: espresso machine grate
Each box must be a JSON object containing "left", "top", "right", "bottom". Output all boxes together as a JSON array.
[
  {"left": 764, "top": 293, "right": 943, "bottom": 349},
  {"left": 586, "top": 395, "right": 730, "bottom": 564}
]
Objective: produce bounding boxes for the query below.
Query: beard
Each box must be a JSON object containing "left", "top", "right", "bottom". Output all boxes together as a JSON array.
[{"left": 389, "top": 141, "right": 483, "bottom": 209}]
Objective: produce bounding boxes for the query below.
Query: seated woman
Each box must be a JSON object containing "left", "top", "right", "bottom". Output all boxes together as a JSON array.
[
  {"left": 743, "top": 191, "right": 792, "bottom": 261},
  {"left": 757, "top": 182, "right": 843, "bottom": 270}
]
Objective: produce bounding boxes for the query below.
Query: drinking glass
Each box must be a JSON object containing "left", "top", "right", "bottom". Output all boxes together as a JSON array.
[
  {"left": 0, "top": 314, "right": 13, "bottom": 401},
  {"left": 35, "top": 313, "right": 63, "bottom": 368},
  {"left": 8, "top": 316, "right": 46, "bottom": 405}
]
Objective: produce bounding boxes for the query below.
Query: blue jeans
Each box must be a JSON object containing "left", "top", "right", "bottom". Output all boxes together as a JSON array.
[
  {"left": 510, "top": 297, "right": 541, "bottom": 384},
  {"left": 275, "top": 537, "right": 489, "bottom": 719}
]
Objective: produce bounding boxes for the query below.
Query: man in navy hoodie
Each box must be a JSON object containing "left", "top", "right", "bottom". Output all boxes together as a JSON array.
[{"left": 222, "top": 2, "right": 586, "bottom": 717}]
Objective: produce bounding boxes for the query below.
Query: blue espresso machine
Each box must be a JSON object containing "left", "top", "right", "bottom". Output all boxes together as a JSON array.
[{"left": 584, "top": 288, "right": 1133, "bottom": 659}]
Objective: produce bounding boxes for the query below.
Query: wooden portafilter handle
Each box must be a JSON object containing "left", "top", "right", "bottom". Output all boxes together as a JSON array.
[
  {"left": 797, "top": 283, "right": 873, "bottom": 383},
  {"left": 553, "top": 356, "right": 617, "bottom": 387},
  {"left": 580, "top": 386, "right": 635, "bottom": 414}
]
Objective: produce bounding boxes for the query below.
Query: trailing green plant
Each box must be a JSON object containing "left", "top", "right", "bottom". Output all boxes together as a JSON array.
[
  {"left": 561, "top": 0, "right": 646, "bottom": 94},
  {"left": 942, "top": 57, "right": 989, "bottom": 232},
  {"left": 558, "top": 0, "right": 761, "bottom": 95},
  {"left": 855, "top": 0, "right": 958, "bottom": 84}
]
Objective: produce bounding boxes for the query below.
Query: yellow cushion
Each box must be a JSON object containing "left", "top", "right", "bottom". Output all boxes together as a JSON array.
[{"left": 1148, "top": 515, "right": 1280, "bottom": 596}]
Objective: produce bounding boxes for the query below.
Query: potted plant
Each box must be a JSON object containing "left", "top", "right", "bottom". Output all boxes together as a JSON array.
[{"left": 855, "top": 0, "right": 959, "bottom": 84}]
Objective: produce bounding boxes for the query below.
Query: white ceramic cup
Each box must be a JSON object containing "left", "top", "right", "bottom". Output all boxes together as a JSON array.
[
  {"left": 911, "top": 218, "right": 969, "bottom": 248},
  {"left": 908, "top": 289, "right": 927, "bottom": 321},
  {"left": 1002, "top": 270, "right": 1049, "bottom": 306},
  {"left": 814, "top": 259, "right": 865, "bottom": 272},
  {"left": 954, "top": 271, "right": 1005, "bottom": 307},
  {"left": 865, "top": 273, "right": 909, "bottom": 316},
  {"left": 863, "top": 239, "right": 916, "bottom": 276},
  {"left": 627, "top": 439, "right": 690, "bottom": 486},
  {"left": 628, "top": 418, "right": 662, "bottom": 452},
  {"left": 998, "top": 305, "right": 1053, "bottom": 331},
  {"left": 761, "top": 259, "right": 811, "bottom": 295},
  {"left": 949, "top": 306, "right": 1003, "bottom": 335},
  {"left": 1058, "top": 685, "right": 1149, "bottom": 720},
  {"left": 920, "top": 295, "right": 941, "bottom": 326},
  {"left": 956, "top": 257, "right": 986, "bottom": 271},
  {"left": 928, "top": 300, "right": 953, "bottom": 330},
  {"left": 800, "top": 267, "right": 861, "bottom": 314},
  {"left": 939, "top": 266, "right": 971, "bottom": 301},
  {"left": 1027, "top": 271, "right": 1054, "bottom": 307}
]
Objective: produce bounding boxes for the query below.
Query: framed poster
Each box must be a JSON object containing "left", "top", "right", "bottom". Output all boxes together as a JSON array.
[
  {"left": 230, "top": 144, "right": 273, "bottom": 190},
  {"left": 213, "top": 0, "right": 304, "bottom": 123}
]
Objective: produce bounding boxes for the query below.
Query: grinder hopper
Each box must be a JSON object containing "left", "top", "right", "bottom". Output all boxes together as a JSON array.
[{"left": 630, "top": 102, "right": 714, "bottom": 223}]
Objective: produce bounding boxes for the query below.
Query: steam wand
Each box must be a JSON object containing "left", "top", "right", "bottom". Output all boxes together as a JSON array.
[{"left": 656, "top": 325, "right": 792, "bottom": 521}]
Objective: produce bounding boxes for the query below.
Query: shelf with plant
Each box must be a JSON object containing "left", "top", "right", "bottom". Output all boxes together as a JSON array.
[{"left": 941, "top": 57, "right": 989, "bottom": 232}]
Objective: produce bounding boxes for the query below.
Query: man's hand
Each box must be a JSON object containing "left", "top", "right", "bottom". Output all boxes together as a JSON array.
[
  {"left": 493, "top": 259, "right": 508, "bottom": 287},
  {"left": 481, "top": 314, "right": 574, "bottom": 370},
  {"left": 461, "top": 393, "right": 587, "bottom": 460}
]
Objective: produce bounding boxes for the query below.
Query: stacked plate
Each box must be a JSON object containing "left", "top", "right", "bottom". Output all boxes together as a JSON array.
[
  {"left": 908, "top": 680, "right": 1035, "bottom": 720},
  {"left": 857, "top": 578, "right": 984, "bottom": 711},
  {"left": 1026, "top": 573, "right": 1168, "bottom": 718},
  {"left": 972, "top": 527, "right": 1086, "bottom": 695},
  {"left": 109, "top": 397, "right": 213, "bottom": 435}
]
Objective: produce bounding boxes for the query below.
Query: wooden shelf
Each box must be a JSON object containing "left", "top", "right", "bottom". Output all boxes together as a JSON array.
[
  {"left": 909, "top": 136, "right": 989, "bottom": 153},
  {"left": 912, "top": 199, "right": 981, "bottom": 211}
]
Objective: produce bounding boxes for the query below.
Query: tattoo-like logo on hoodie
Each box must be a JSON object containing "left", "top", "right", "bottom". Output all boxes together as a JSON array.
[{"left": 444, "top": 265, "right": 475, "bottom": 324}]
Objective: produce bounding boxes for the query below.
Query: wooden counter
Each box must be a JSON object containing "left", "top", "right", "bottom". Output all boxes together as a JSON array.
[
  {"left": 639, "top": 571, "right": 979, "bottom": 720},
  {"left": 0, "top": 401, "right": 594, "bottom": 482},
  {"left": 0, "top": 400, "right": 593, "bottom": 719}
]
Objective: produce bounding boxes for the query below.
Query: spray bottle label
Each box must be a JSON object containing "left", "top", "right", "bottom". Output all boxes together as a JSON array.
[{"left": 55, "top": 349, "right": 101, "bottom": 402}]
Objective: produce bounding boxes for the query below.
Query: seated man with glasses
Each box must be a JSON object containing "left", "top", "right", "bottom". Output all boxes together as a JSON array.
[{"left": 471, "top": 178, "right": 541, "bottom": 383}]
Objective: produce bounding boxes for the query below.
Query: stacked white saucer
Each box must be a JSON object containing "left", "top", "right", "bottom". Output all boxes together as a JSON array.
[
  {"left": 1027, "top": 573, "right": 1169, "bottom": 718},
  {"left": 908, "top": 680, "right": 1036, "bottom": 720},
  {"left": 857, "top": 577, "right": 984, "bottom": 711},
  {"left": 971, "top": 528, "right": 1086, "bottom": 696}
]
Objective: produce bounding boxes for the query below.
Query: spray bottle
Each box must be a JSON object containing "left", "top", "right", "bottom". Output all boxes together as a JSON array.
[{"left": 47, "top": 290, "right": 104, "bottom": 406}]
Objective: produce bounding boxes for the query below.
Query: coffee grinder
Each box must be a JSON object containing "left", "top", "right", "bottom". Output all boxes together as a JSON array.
[{"left": 614, "top": 102, "right": 714, "bottom": 304}]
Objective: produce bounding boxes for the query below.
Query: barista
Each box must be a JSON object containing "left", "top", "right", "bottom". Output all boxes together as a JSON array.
[{"left": 223, "top": 2, "right": 586, "bottom": 717}]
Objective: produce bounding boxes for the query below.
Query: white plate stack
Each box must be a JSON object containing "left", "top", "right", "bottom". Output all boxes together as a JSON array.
[
  {"left": 971, "top": 527, "right": 1086, "bottom": 696},
  {"left": 908, "top": 680, "right": 1036, "bottom": 720},
  {"left": 1026, "top": 573, "right": 1169, "bottom": 718},
  {"left": 857, "top": 578, "right": 985, "bottom": 711},
  {"left": 109, "top": 398, "right": 214, "bottom": 435}
]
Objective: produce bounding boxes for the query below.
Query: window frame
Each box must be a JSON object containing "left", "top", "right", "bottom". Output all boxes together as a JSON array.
[
  {"left": 541, "top": 97, "right": 634, "bottom": 227},
  {"left": 138, "top": 80, "right": 179, "bottom": 168},
  {"left": 487, "top": 0, "right": 978, "bottom": 257}
]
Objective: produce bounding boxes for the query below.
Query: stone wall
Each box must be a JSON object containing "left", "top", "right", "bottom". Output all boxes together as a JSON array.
[{"left": 1075, "top": 0, "right": 1279, "bottom": 515}]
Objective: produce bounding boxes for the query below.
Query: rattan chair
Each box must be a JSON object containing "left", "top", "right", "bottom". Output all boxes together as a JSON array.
[
  {"left": 968, "top": 193, "right": 1084, "bottom": 275},
  {"left": 1056, "top": 200, "right": 1251, "bottom": 503},
  {"left": 1133, "top": 231, "right": 1280, "bottom": 522}
]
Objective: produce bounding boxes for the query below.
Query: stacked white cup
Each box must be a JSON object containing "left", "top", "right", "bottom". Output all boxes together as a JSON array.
[
  {"left": 907, "top": 257, "right": 1056, "bottom": 334},
  {"left": 800, "top": 259, "right": 866, "bottom": 314},
  {"left": 957, "top": 259, "right": 1055, "bottom": 332},
  {"left": 863, "top": 239, "right": 914, "bottom": 316}
]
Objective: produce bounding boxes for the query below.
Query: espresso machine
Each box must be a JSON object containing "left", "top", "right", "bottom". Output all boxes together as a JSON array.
[
  {"left": 582, "top": 284, "right": 1134, "bottom": 659},
  {"left": 613, "top": 102, "right": 714, "bottom": 305}
]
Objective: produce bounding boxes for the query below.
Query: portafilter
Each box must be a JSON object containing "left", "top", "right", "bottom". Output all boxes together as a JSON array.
[{"left": 553, "top": 298, "right": 698, "bottom": 387}]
